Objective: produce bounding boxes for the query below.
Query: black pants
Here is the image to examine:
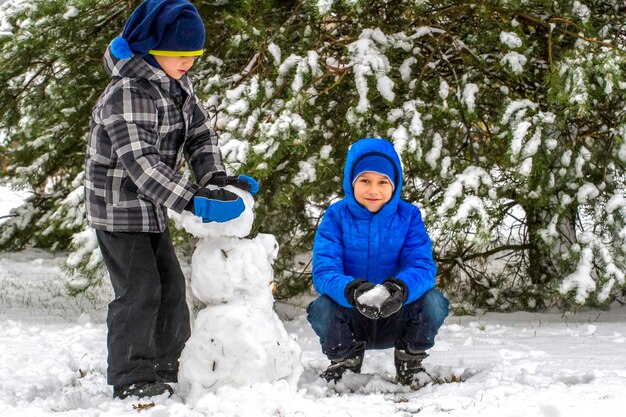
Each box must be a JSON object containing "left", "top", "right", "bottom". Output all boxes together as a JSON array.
[{"left": 96, "top": 229, "right": 191, "bottom": 386}]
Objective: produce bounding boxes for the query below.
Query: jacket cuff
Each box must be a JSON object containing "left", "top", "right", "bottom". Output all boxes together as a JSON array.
[
  {"left": 177, "top": 183, "right": 200, "bottom": 214},
  {"left": 198, "top": 170, "right": 226, "bottom": 188}
]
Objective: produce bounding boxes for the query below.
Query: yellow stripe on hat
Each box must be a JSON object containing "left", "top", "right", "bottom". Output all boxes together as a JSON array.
[{"left": 149, "top": 49, "right": 204, "bottom": 57}]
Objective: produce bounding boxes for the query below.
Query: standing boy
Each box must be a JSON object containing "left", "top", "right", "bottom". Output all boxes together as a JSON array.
[
  {"left": 307, "top": 137, "right": 449, "bottom": 387},
  {"left": 85, "top": 0, "right": 257, "bottom": 399}
]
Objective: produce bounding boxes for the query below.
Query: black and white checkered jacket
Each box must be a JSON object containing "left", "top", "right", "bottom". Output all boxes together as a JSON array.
[{"left": 85, "top": 46, "right": 225, "bottom": 232}]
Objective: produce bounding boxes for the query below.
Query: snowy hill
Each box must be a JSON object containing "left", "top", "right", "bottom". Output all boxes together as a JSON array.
[{"left": 1, "top": 250, "right": 625, "bottom": 416}]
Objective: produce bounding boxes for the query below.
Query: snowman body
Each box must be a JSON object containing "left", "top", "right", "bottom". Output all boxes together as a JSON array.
[{"left": 177, "top": 187, "right": 302, "bottom": 404}]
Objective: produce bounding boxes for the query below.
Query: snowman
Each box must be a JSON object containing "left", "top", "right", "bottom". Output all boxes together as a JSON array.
[{"left": 176, "top": 186, "right": 302, "bottom": 405}]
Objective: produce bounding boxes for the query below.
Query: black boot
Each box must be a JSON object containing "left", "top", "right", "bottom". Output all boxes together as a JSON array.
[
  {"left": 155, "top": 362, "right": 179, "bottom": 383},
  {"left": 156, "top": 369, "right": 178, "bottom": 383},
  {"left": 394, "top": 349, "right": 430, "bottom": 386},
  {"left": 320, "top": 351, "right": 364, "bottom": 382},
  {"left": 113, "top": 381, "right": 174, "bottom": 399}
]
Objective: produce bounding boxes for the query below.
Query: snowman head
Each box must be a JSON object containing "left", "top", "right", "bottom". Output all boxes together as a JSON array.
[{"left": 181, "top": 186, "right": 255, "bottom": 239}]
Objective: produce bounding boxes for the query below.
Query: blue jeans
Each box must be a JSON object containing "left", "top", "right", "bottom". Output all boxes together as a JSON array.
[{"left": 307, "top": 288, "right": 449, "bottom": 361}]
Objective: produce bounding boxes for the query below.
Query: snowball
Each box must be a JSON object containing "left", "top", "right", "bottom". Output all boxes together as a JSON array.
[{"left": 357, "top": 285, "right": 390, "bottom": 308}]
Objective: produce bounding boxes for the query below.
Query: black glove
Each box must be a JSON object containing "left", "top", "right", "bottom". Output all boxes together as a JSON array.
[
  {"left": 208, "top": 173, "right": 259, "bottom": 195},
  {"left": 346, "top": 279, "right": 380, "bottom": 319},
  {"left": 379, "top": 277, "right": 408, "bottom": 318}
]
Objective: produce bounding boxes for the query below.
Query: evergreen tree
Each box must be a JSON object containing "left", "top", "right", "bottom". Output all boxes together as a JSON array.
[{"left": 1, "top": 0, "right": 624, "bottom": 310}]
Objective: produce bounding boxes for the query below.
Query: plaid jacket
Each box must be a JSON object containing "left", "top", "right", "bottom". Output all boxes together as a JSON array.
[{"left": 85, "top": 46, "right": 225, "bottom": 232}]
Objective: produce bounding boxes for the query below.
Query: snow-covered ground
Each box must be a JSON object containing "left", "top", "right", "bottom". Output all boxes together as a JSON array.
[{"left": 1, "top": 249, "right": 625, "bottom": 417}]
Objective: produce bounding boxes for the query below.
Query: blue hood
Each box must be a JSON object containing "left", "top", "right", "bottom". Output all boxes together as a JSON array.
[
  {"left": 312, "top": 137, "right": 437, "bottom": 308},
  {"left": 343, "top": 138, "right": 403, "bottom": 219}
]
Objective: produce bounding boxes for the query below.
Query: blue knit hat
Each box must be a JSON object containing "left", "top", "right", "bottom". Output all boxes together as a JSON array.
[
  {"left": 110, "top": 0, "right": 205, "bottom": 60},
  {"left": 351, "top": 154, "right": 397, "bottom": 191}
]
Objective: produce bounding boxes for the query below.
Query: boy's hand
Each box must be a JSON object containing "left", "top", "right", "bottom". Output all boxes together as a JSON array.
[
  {"left": 346, "top": 279, "right": 380, "bottom": 319},
  {"left": 209, "top": 173, "right": 259, "bottom": 195},
  {"left": 379, "top": 278, "right": 407, "bottom": 318},
  {"left": 187, "top": 187, "right": 245, "bottom": 223}
]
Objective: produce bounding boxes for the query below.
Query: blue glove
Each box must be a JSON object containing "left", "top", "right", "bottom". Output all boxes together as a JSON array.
[
  {"left": 237, "top": 175, "right": 259, "bottom": 195},
  {"left": 209, "top": 173, "right": 259, "bottom": 195},
  {"left": 188, "top": 187, "right": 245, "bottom": 223}
]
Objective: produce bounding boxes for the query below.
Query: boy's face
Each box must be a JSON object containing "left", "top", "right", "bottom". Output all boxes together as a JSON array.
[
  {"left": 353, "top": 171, "right": 394, "bottom": 213},
  {"left": 153, "top": 55, "right": 196, "bottom": 80}
]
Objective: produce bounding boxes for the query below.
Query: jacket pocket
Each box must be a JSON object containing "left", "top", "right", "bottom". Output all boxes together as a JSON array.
[
  {"left": 106, "top": 173, "right": 142, "bottom": 207},
  {"left": 118, "top": 177, "right": 140, "bottom": 204}
]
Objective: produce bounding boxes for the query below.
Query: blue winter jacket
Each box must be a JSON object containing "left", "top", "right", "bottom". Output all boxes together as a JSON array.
[{"left": 312, "top": 138, "right": 437, "bottom": 308}]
